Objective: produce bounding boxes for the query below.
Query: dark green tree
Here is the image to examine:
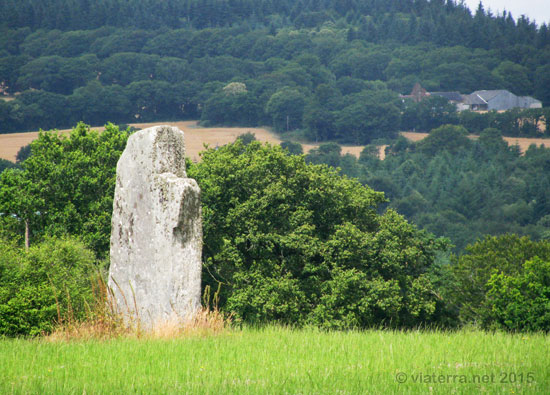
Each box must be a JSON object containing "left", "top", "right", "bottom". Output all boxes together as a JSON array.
[
  {"left": 265, "top": 88, "right": 306, "bottom": 132},
  {"left": 416, "top": 124, "right": 471, "bottom": 156},
  {"left": 188, "top": 141, "right": 448, "bottom": 328}
]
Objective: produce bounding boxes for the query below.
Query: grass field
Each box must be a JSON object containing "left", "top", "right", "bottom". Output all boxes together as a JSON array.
[{"left": 1, "top": 327, "right": 548, "bottom": 394}]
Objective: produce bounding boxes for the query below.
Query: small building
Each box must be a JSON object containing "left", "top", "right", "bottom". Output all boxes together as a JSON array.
[
  {"left": 461, "top": 90, "right": 542, "bottom": 111},
  {"left": 462, "top": 92, "right": 490, "bottom": 111},
  {"left": 401, "top": 85, "right": 542, "bottom": 111}
]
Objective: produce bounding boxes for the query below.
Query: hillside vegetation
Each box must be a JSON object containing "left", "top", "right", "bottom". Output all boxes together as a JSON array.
[
  {"left": 1, "top": 1, "right": 550, "bottom": 337},
  {"left": 305, "top": 125, "right": 550, "bottom": 250},
  {"left": 1, "top": 0, "right": 550, "bottom": 142}
]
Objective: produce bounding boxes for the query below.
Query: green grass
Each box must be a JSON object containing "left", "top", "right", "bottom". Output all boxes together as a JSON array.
[{"left": 1, "top": 327, "right": 548, "bottom": 394}]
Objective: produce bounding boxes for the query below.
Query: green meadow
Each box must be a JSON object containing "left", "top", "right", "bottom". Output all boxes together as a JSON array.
[{"left": 1, "top": 327, "right": 548, "bottom": 394}]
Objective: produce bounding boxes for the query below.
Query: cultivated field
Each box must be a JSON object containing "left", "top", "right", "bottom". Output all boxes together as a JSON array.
[
  {"left": 2, "top": 123, "right": 548, "bottom": 163},
  {"left": 401, "top": 131, "right": 550, "bottom": 153},
  {"left": 1, "top": 327, "right": 548, "bottom": 394},
  {"left": 0, "top": 121, "right": 367, "bottom": 163}
]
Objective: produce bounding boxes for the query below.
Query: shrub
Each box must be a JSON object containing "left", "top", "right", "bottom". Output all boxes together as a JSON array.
[
  {"left": 0, "top": 236, "right": 97, "bottom": 336},
  {"left": 0, "top": 159, "right": 17, "bottom": 174},
  {"left": 280, "top": 140, "right": 303, "bottom": 155},
  {"left": 235, "top": 132, "right": 257, "bottom": 145},
  {"left": 487, "top": 258, "right": 550, "bottom": 332},
  {"left": 450, "top": 235, "right": 550, "bottom": 328},
  {"left": 15, "top": 144, "right": 31, "bottom": 164}
]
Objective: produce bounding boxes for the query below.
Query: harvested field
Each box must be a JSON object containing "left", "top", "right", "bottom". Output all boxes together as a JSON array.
[
  {"left": 0, "top": 121, "right": 367, "bottom": 162},
  {"left": 133, "top": 121, "right": 281, "bottom": 162},
  {"left": 3, "top": 123, "right": 547, "bottom": 164},
  {"left": 502, "top": 136, "right": 550, "bottom": 152},
  {"left": 301, "top": 143, "right": 366, "bottom": 158},
  {"left": 400, "top": 131, "right": 430, "bottom": 142},
  {"left": 400, "top": 131, "right": 550, "bottom": 153},
  {"left": 0, "top": 128, "right": 100, "bottom": 162}
]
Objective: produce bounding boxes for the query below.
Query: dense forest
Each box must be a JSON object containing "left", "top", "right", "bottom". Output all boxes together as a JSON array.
[
  {"left": 303, "top": 125, "right": 550, "bottom": 250},
  {"left": 1, "top": 0, "right": 550, "bottom": 141}
]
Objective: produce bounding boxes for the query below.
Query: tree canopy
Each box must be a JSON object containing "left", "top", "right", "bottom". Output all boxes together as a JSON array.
[
  {"left": 0, "top": 123, "right": 128, "bottom": 256},
  {"left": 188, "top": 141, "right": 448, "bottom": 328},
  {"left": 1, "top": 0, "right": 549, "bottom": 140}
]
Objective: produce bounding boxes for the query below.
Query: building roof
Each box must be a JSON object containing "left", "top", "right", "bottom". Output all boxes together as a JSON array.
[
  {"left": 430, "top": 92, "right": 463, "bottom": 102},
  {"left": 463, "top": 93, "right": 488, "bottom": 105},
  {"left": 471, "top": 90, "right": 511, "bottom": 101},
  {"left": 520, "top": 96, "right": 542, "bottom": 105}
]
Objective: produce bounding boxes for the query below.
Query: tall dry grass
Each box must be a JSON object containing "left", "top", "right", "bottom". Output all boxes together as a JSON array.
[{"left": 47, "top": 276, "right": 229, "bottom": 342}]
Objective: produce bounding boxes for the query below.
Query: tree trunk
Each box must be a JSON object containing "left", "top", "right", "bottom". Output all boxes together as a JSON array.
[{"left": 24, "top": 219, "right": 30, "bottom": 251}]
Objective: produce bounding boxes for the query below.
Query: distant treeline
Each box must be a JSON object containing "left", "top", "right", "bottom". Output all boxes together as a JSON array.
[
  {"left": 1, "top": 0, "right": 550, "bottom": 140},
  {"left": 2, "top": 0, "right": 550, "bottom": 49}
]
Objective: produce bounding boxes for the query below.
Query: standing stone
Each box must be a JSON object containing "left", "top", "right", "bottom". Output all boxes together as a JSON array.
[{"left": 108, "top": 125, "right": 202, "bottom": 328}]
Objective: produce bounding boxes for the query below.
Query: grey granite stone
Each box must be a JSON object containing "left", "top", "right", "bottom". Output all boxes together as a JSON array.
[{"left": 108, "top": 125, "right": 202, "bottom": 328}]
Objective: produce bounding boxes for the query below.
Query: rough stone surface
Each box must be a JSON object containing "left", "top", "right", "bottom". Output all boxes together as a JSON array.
[{"left": 108, "top": 125, "right": 202, "bottom": 327}]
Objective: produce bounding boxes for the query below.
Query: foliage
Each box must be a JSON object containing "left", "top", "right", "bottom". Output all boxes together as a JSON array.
[
  {"left": 450, "top": 235, "right": 550, "bottom": 328},
  {"left": 1, "top": 1, "right": 549, "bottom": 140},
  {"left": 0, "top": 168, "right": 40, "bottom": 245},
  {"left": 0, "top": 123, "right": 128, "bottom": 256},
  {"left": 188, "top": 141, "right": 447, "bottom": 328},
  {"left": 15, "top": 144, "right": 31, "bottom": 163},
  {"left": 0, "top": 236, "right": 97, "bottom": 336},
  {"left": 201, "top": 86, "right": 261, "bottom": 127},
  {"left": 265, "top": 88, "right": 306, "bottom": 132},
  {"left": 280, "top": 140, "right": 303, "bottom": 155},
  {"left": 487, "top": 257, "right": 550, "bottom": 331},
  {"left": 416, "top": 124, "right": 472, "bottom": 156},
  {"left": 0, "top": 159, "right": 17, "bottom": 173},
  {"left": 235, "top": 132, "right": 257, "bottom": 145},
  {"left": 310, "top": 128, "right": 550, "bottom": 252},
  {"left": 401, "top": 96, "right": 459, "bottom": 132}
]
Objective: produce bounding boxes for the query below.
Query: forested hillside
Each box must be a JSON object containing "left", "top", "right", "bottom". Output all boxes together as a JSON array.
[
  {"left": 1, "top": 0, "right": 550, "bottom": 141},
  {"left": 306, "top": 126, "right": 550, "bottom": 250}
]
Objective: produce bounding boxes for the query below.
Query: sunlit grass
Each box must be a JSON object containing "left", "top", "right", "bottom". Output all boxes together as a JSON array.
[{"left": 1, "top": 327, "right": 548, "bottom": 394}]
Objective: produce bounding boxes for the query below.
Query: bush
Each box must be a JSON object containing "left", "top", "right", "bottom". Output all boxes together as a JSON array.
[
  {"left": 15, "top": 144, "right": 31, "bottom": 164},
  {"left": 487, "top": 258, "right": 550, "bottom": 331},
  {"left": 235, "top": 132, "right": 257, "bottom": 145},
  {"left": 280, "top": 140, "right": 303, "bottom": 155},
  {"left": 0, "top": 159, "right": 17, "bottom": 174},
  {"left": 450, "top": 235, "right": 550, "bottom": 328},
  {"left": 189, "top": 141, "right": 448, "bottom": 329},
  {"left": 0, "top": 236, "right": 97, "bottom": 336}
]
